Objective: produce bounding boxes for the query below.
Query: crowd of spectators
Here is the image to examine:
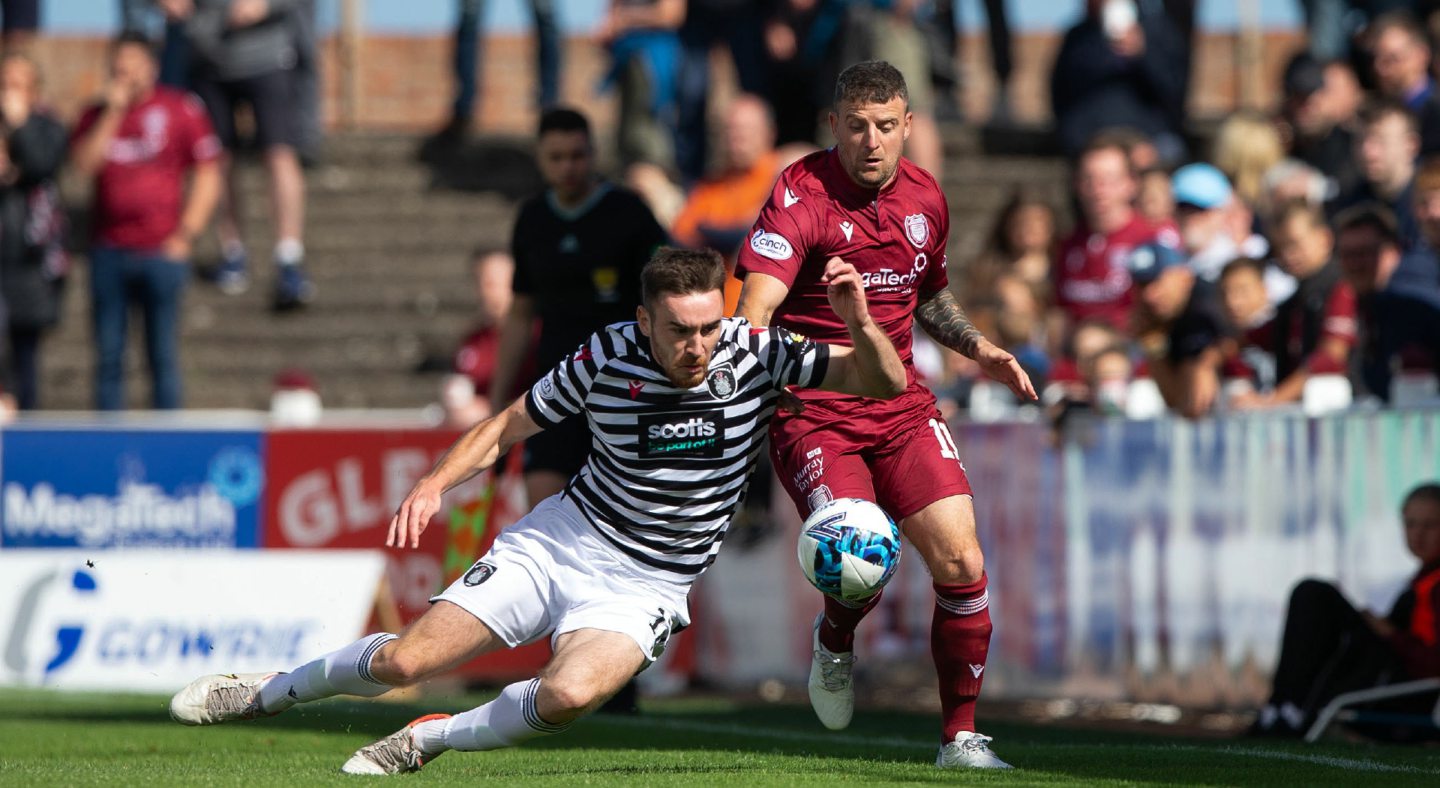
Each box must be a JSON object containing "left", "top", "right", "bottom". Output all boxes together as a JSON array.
[
  {"left": 928, "top": 1, "right": 1440, "bottom": 423},
  {"left": 0, "top": 0, "right": 1437, "bottom": 422}
]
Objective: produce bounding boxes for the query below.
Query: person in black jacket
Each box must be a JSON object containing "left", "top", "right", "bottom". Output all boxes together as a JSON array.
[
  {"left": 0, "top": 53, "right": 66, "bottom": 410},
  {"left": 1252, "top": 483, "right": 1440, "bottom": 738},
  {"left": 1049, "top": 0, "right": 1187, "bottom": 162}
]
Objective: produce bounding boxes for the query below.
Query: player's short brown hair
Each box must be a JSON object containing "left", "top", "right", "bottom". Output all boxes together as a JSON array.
[
  {"left": 641, "top": 247, "right": 726, "bottom": 307},
  {"left": 833, "top": 60, "right": 908, "bottom": 109}
]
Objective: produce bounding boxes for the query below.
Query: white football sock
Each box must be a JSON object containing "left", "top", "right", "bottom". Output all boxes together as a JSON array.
[
  {"left": 258, "top": 633, "right": 396, "bottom": 712},
  {"left": 430, "top": 679, "right": 569, "bottom": 753}
]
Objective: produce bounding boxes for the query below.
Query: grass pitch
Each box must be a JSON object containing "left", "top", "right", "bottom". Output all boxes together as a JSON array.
[{"left": 2, "top": 688, "right": 1438, "bottom": 786}]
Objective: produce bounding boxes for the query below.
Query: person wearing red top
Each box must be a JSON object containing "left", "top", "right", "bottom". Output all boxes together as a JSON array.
[
  {"left": 1252, "top": 483, "right": 1440, "bottom": 739},
  {"left": 70, "top": 33, "right": 222, "bottom": 410},
  {"left": 1234, "top": 203, "right": 1356, "bottom": 409},
  {"left": 1053, "top": 134, "right": 1175, "bottom": 334},
  {"left": 735, "top": 61, "right": 1035, "bottom": 770}
]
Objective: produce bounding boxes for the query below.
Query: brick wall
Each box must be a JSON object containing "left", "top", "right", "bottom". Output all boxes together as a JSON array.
[{"left": 28, "top": 29, "right": 1307, "bottom": 134}]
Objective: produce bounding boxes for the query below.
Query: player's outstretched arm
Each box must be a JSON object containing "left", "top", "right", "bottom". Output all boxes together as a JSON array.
[
  {"left": 387, "top": 397, "right": 543, "bottom": 549},
  {"left": 915, "top": 288, "right": 1037, "bottom": 401},
  {"left": 814, "top": 258, "right": 906, "bottom": 399},
  {"left": 735, "top": 271, "right": 791, "bottom": 328}
]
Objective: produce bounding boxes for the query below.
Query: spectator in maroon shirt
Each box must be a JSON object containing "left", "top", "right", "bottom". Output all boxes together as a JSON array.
[
  {"left": 447, "top": 248, "right": 536, "bottom": 425},
  {"left": 70, "top": 33, "right": 222, "bottom": 410},
  {"left": 1053, "top": 134, "right": 1174, "bottom": 338}
]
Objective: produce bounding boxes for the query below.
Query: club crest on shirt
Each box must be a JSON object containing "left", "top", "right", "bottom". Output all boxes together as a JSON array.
[
  {"left": 706, "top": 366, "right": 737, "bottom": 400},
  {"left": 463, "top": 561, "right": 497, "bottom": 586},
  {"left": 904, "top": 213, "right": 928, "bottom": 248}
]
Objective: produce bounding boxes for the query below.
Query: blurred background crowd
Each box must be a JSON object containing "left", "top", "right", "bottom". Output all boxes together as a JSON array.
[{"left": 0, "top": 0, "right": 1434, "bottom": 426}]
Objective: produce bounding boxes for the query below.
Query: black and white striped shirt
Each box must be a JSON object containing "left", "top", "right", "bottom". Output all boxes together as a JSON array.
[{"left": 525, "top": 318, "right": 829, "bottom": 582}]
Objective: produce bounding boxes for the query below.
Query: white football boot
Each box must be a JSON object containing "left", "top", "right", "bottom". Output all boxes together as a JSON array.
[
  {"left": 169, "top": 672, "right": 280, "bottom": 725},
  {"left": 936, "top": 731, "right": 1013, "bottom": 769},
  {"left": 807, "top": 613, "right": 856, "bottom": 730},
  {"left": 341, "top": 714, "right": 451, "bottom": 775}
]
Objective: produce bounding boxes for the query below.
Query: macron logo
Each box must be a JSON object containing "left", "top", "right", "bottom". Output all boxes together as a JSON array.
[
  {"left": 628, "top": 381, "right": 646, "bottom": 399},
  {"left": 784, "top": 188, "right": 800, "bottom": 208},
  {"left": 840, "top": 221, "right": 853, "bottom": 242},
  {"left": 969, "top": 664, "right": 985, "bottom": 678}
]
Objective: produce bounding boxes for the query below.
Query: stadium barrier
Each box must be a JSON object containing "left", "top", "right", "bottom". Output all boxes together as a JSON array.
[
  {"left": 1, "top": 409, "right": 1436, "bottom": 704},
  {"left": 0, "top": 550, "right": 385, "bottom": 691}
]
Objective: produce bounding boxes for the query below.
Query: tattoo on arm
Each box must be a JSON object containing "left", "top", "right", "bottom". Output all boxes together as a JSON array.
[{"left": 916, "top": 289, "right": 984, "bottom": 359}]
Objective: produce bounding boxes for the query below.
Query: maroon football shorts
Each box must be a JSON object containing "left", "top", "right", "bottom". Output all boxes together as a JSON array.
[{"left": 769, "top": 382, "right": 973, "bottom": 521}]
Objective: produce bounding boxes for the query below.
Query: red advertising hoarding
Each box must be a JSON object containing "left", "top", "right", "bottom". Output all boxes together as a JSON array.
[{"left": 262, "top": 429, "right": 546, "bottom": 679}]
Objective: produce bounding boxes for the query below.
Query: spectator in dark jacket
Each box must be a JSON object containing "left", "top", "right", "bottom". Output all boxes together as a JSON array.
[
  {"left": 1365, "top": 11, "right": 1440, "bottom": 156},
  {"left": 1279, "top": 53, "right": 1361, "bottom": 198},
  {"left": 1330, "top": 99, "right": 1421, "bottom": 249},
  {"left": 1252, "top": 483, "right": 1440, "bottom": 739},
  {"left": 0, "top": 53, "right": 66, "bottom": 410},
  {"left": 1333, "top": 203, "right": 1440, "bottom": 402},
  {"left": 1049, "top": 0, "right": 1187, "bottom": 161}
]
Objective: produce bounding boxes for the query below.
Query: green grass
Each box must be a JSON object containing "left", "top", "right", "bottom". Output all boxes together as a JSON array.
[{"left": 1, "top": 688, "right": 1438, "bottom": 786}]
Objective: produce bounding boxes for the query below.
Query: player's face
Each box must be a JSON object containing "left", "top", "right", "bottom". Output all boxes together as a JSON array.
[
  {"left": 1403, "top": 497, "right": 1440, "bottom": 563},
  {"left": 637, "top": 290, "right": 725, "bottom": 389},
  {"left": 537, "top": 130, "right": 594, "bottom": 200},
  {"left": 829, "top": 97, "right": 910, "bottom": 190}
]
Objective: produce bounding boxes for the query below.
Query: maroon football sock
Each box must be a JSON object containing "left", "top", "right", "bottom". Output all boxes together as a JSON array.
[
  {"left": 817, "top": 591, "right": 883, "bottom": 653},
  {"left": 932, "top": 574, "right": 992, "bottom": 742}
]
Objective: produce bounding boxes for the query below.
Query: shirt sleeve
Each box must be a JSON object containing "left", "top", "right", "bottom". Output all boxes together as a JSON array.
[
  {"left": 180, "top": 92, "right": 221, "bottom": 165},
  {"left": 750, "top": 325, "right": 830, "bottom": 390},
  {"left": 734, "top": 168, "right": 814, "bottom": 288},
  {"left": 525, "top": 332, "right": 607, "bottom": 427}
]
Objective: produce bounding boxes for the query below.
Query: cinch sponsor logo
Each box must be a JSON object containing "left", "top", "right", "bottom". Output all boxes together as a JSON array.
[
  {"left": 749, "top": 229, "right": 794, "bottom": 261},
  {"left": 3, "top": 482, "right": 237, "bottom": 548}
]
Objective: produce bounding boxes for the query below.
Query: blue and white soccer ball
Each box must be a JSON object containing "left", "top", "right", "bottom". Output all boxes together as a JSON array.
[{"left": 796, "top": 497, "right": 902, "bottom": 601}]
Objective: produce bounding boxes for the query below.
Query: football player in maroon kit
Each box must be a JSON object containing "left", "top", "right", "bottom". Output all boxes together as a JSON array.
[{"left": 735, "top": 61, "right": 1035, "bottom": 769}]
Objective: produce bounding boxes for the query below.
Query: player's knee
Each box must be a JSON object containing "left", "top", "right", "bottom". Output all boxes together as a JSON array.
[
  {"left": 536, "top": 676, "right": 604, "bottom": 720},
  {"left": 370, "top": 644, "right": 431, "bottom": 687},
  {"left": 929, "top": 544, "right": 985, "bottom": 585}
]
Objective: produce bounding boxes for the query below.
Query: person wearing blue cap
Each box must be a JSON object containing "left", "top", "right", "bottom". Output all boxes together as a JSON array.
[
  {"left": 1172, "top": 163, "right": 1296, "bottom": 304},
  {"left": 1128, "top": 238, "right": 1230, "bottom": 417}
]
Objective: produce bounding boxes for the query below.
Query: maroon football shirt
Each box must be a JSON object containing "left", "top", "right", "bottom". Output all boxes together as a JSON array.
[{"left": 736, "top": 149, "right": 949, "bottom": 398}]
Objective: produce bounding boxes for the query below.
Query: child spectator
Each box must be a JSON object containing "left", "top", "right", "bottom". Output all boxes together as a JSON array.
[
  {"left": 1217, "top": 257, "right": 1278, "bottom": 404},
  {"left": 1137, "top": 166, "right": 1175, "bottom": 225}
]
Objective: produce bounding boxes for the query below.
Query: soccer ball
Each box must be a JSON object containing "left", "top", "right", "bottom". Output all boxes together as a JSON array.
[{"left": 796, "top": 498, "right": 902, "bottom": 601}]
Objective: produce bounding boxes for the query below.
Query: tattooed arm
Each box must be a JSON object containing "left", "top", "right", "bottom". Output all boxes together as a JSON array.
[
  {"left": 914, "top": 288, "right": 984, "bottom": 359},
  {"left": 915, "top": 289, "right": 1038, "bottom": 400}
]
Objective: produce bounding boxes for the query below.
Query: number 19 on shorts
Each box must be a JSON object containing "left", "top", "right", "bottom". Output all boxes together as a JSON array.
[{"left": 928, "top": 418, "right": 961, "bottom": 461}]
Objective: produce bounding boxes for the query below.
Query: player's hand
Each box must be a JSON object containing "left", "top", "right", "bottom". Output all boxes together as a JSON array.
[
  {"left": 777, "top": 386, "right": 805, "bottom": 415},
  {"left": 387, "top": 478, "right": 444, "bottom": 550},
  {"left": 821, "top": 257, "right": 870, "bottom": 328},
  {"left": 974, "top": 338, "right": 1037, "bottom": 401}
]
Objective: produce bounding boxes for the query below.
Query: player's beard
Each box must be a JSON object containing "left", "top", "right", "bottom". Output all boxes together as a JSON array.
[{"left": 664, "top": 354, "right": 708, "bottom": 389}]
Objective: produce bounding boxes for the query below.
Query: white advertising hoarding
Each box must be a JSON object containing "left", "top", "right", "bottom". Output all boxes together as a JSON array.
[{"left": 0, "top": 550, "right": 386, "bottom": 692}]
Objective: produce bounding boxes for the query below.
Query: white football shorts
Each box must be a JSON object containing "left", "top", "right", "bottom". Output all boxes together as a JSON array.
[{"left": 431, "top": 492, "right": 691, "bottom": 663}]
